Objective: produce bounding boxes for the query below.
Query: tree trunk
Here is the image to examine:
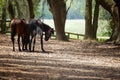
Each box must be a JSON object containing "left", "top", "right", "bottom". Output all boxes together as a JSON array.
[
  {"left": 99, "top": 0, "right": 120, "bottom": 44},
  {"left": 113, "top": 0, "right": 120, "bottom": 44},
  {"left": 7, "top": 0, "right": 15, "bottom": 19},
  {"left": 109, "top": 5, "right": 119, "bottom": 42},
  {"left": 92, "top": 0, "right": 100, "bottom": 39},
  {"left": 14, "top": 0, "right": 29, "bottom": 19},
  {"left": 14, "top": 0, "right": 21, "bottom": 18},
  {"left": 0, "top": 6, "right": 6, "bottom": 34},
  {"left": 47, "top": 0, "right": 68, "bottom": 41},
  {"left": 27, "top": 0, "right": 35, "bottom": 19},
  {"left": 84, "top": 0, "right": 93, "bottom": 40}
]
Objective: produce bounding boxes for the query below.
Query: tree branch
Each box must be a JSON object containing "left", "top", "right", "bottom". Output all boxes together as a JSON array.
[{"left": 66, "top": 0, "right": 73, "bottom": 14}]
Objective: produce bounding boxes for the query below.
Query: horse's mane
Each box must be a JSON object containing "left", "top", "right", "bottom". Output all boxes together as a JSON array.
[
  {"left": 41, "top": 22, "right": 51, "bottom": 32},
  {"left": 27, "top": 19, "right": 51, "bottom": 33}
]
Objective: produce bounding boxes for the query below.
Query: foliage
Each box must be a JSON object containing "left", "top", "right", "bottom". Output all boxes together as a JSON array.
[
  {"left": 99, "top": 6, "right": 111, "bottom": 20},
  {"left": 35, "top": 0, "right": 52, "bottom": 19},
  {"left": 98, "top": 20, "right": 112, "bottom": 37},
  {"left": 0, "top": 0, "right": 7, "bottom": 19},
  {"left": 97, "top": 6, "right": 113, "bottom": 37},
  {"left": 0, "top": 0, "right": 115, "bottom": 39},
  {"left": 35, "top": 0, "right": 86, "bottom": 19},
  {"left": 66, "top": 0, "right": 85, "bottom": 19}
]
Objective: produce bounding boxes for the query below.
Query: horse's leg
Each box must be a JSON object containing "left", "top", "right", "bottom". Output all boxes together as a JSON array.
[
  {"left": 33, "top": 36, "right": 36, "bottom": 52},
  {"left": 41, "top": 34, "right": 45, "bottom": 52},
  {"left": 11, "top": 23, "right": 16, "bottom": 51},
  {"left": 24, "top": 43, "right": 27, "bottom": 51},
  {"left": 25, "top": 37, "right": 28, "bottom": 51},
  {"left": 29, "top": 35, "right": 32, "bottom": 52},
  {"left": 11, "top": 33, "right": 15, "bottom": 51},
  {"left": 22, "top": 36, "right": 28, "bottom": 51},
  {"left": 18, "top": 34, "right": 21, "bottom": 51},
  {"left": 22, "top": 36, "right": 25, "bottom": 51}
]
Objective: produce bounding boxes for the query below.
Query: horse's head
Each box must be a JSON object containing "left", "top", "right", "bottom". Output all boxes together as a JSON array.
[
  {"left": 36, "top": 20, "right": 54, "bottom": 41},
  {"left": 45, "top": 28, "right": 54, "bottom": 41}
]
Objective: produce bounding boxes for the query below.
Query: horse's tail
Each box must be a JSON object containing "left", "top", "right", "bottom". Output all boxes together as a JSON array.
[{"left": 11, "top": 22, "right": 16, "bottom": 36}]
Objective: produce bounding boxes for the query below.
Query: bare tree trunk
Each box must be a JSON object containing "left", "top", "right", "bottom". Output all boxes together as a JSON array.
[
  {"left": 109, "top": 6, "right": 119, "bottom": 42},
  {"left": 0, "top": 6, "right": 6, "bottom": 34},
  {"left": 113, "top": 0, "right": 120, "bottom": 44},
  {"left": 7, "top": 0, "right": 15, "bottom": 19},
  {"left": 14, "top": 0, "right": 29, "bottom": 19},
  {"left": 99, "top": 0, "right": 120, "bottom": 44},
  {"left": 92, "top": 0, "right": 100, "bottom": 39},
  {"left": 84, "top": 0, "right": 93, "bottom": 40},
  {"left": 47, "top": 0, "right": 68, "bottom": 41},
  {"left": 14, "top": 0, "right": 21, "bottom": 18},
  {"left": 27, "top": 0, "right": 35, "bottom": 19}
]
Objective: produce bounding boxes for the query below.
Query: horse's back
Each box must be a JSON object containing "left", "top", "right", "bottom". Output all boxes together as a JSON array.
[{"left": 10, "top": 19, "right": 26, "bottom": 36}]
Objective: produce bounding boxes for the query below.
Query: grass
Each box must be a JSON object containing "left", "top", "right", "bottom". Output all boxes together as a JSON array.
[{"left": 98, "top": 36, "right": 109, "bottom": 42}]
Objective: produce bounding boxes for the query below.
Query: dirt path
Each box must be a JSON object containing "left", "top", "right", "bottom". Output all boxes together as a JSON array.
[{"left": 0, "top": 34, "right": 120, "bottom": 80}]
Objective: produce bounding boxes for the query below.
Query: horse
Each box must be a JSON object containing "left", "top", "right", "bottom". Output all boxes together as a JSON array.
[
  {"left": 26, "top": 19, "right": 54, "bottom": 52},
  {"left": 10, "top": 19, "right": 29, "bottom": 51}
]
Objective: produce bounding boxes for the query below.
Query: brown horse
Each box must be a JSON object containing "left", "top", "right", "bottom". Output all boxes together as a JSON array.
[{"left": 10, "top": 19, "right": 28, "bottom": 51}]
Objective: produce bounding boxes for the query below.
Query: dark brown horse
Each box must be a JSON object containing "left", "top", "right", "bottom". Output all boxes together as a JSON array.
[
  {"left": 10, "top": 19, "right": 28, "bottom": 51},
  {"left": 27, "top": 19, "right": 54, "bottom": 52}
]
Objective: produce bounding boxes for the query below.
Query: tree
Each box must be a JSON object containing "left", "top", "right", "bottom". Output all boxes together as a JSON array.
[
  {"left": 7, "top": 0, "right": 40, "bottom": 19},
  {"left": 7, "top": 0, "right": 15, "bottom": 19},
  {"left": 99, "top": 0, "right": 120, "bottom": 44},
  {"left": 8, "top": 0, "right": 30, "bottom": 19},
  {"left": 0, "top": 6, "right": 6, "bottom": 34},
  {"left": 47, "top": 0, "right": 68, "bottom": 41},
  {"left": 84, "top": 0, "right": 100, "bottom": 40},
  {"left": 113, "top": 0, "right": 120, "bottom": 44},
  {"left": 14, "top": 0, "right": 29, "bottom": 19},
  {"left": 92, "top": 0, "right": 99, "bottom": 39},
  {"left": 84, "top": 0, "right": 93, "bottom": 39},
  {"left": 0, "top": 0, "right": 7, "bottom": 34},
  {"left": 27, "top": 0, "right": 35, "bottom": 19}
]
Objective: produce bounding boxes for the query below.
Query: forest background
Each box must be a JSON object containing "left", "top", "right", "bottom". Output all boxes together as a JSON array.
[
  {"left": 36, "top": 0, "right": 111, "bottom": 37},
  {"left": 0, "top": 0, "right": 112, "bottom": 39}
]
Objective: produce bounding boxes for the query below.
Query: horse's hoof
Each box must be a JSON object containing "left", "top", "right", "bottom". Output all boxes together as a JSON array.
[
  {"left": 29, "top": 50, "right": 33, "bottom": 52},
  {"left": 23, "top": 49, "right": 28, "bottom": 52},
  {"left": 42, "top": 50, "right": 46, "bottom": 53},
  {"left": 19, "top": 49, "right": 22, "bottom": 52},
  {"left": 32, "top": 50, "right": 34, "bottom": 52}
]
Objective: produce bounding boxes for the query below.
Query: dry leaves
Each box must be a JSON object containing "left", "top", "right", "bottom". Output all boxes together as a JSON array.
[{"left": 0, "top": 34, "right": 120, "bottom": 80}]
